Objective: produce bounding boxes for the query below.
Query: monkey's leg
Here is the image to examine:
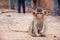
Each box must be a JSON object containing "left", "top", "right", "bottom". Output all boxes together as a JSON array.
[
  {"left": 41, "top": 20, "right": 47, "bottom": 35},
  {"left": 37, "top": 23, "right": 43, "bottom": 34},
  {"left": 36, "top": 22, "right": 46, "bottom": 37},
  {"left": 39, "top": 21, "right": 47, "bottom": 37},
  {"left": 33, "top": 21, "right": 40, "bottom": 36}
]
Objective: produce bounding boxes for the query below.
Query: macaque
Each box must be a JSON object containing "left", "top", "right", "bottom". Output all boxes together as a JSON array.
[{"left": 29, "top": 7, "right": 48, "bottom": 37}]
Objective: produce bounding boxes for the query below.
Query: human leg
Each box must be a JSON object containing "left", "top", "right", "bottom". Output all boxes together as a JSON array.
[
  {"left": 14, "top": 0, "right": 18, "bottom": 10},
  {"left": 53, "top": 0, "right": 57, "bottom": 16},
  {"left": 22, "top": 0, "right": 25, "bottom": 13},
  {"left": 17, "top": 0, "right": 21, "bottom": 13},
  {"left": 9, "top": 0, "right": 13, "bottom": 10}
]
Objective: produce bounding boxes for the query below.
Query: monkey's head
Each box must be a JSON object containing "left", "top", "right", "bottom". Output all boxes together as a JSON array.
[{"left": 33, "top": 7, "right": 49, "bottom": 19}]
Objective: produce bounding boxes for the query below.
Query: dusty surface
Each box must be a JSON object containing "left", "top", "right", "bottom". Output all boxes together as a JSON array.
[{"left": 0, "top": 10, "right": 60, "bottom": 40}]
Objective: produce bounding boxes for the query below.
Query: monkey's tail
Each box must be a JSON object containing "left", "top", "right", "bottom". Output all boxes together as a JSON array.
[{"left": 8, "top": 26, "right": 29, "bottom": 33}]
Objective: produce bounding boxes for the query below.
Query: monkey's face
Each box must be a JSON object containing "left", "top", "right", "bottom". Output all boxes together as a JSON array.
[
  {"left": 33, "top": 11, "right": 44, "bottom": 19},
  {"left": 36, "top": 13, "right": 43, "bottom": 19},
  {"left": 33, "top": 9, "right": 49, "bottom": 19}
]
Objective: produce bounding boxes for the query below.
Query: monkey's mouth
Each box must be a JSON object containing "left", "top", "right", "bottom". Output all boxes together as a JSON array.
[{"left": 36, "top": 17, "right": 43, "bottom": 19}]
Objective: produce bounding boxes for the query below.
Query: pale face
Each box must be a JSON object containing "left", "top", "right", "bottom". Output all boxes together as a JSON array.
[{"left": 36, "top": 13, "right": 43, "bottom": 19}]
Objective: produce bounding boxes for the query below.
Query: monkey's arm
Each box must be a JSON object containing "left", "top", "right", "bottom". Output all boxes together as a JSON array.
[
  {"left": 33, "top": 20, "right": 39, "bottom": 34},
  {"left": 40, "top": 18, "right": 47, "bottom": 34},
  {"left": 28, "top": 21, "right": 34, "bottom": 33}
]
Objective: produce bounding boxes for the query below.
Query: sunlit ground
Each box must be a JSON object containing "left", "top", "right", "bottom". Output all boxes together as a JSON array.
[{"left": 0, "top": 9, "right": 60, "bottom": 40}]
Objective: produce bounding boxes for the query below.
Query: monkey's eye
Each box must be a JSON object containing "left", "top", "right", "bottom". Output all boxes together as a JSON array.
[
  {"left": 37, "top": 13, "right": 39, "bottom": 14},
  {"left": 37, "top": 13, "right": 43, "bottom": 14},
  {"left": 44, "top": 12, "right": 46, "bottom": 14},
  {"left": 40, "top": 13, "right": 43, "bottom": 14}
]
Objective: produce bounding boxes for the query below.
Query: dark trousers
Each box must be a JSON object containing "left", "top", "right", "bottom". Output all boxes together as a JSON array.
[
  {"left": 58, "top": 0, "right": 60, "bottom": 16},
  {"left": 18, "top": 0, "right": 25, "bottom": 13}
]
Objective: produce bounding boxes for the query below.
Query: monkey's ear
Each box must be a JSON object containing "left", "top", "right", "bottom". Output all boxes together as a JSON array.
[
  {"left": 32, "top": 11, "right": 37, "bottom": 16},
  {"left": 42, "top": 10, "right": 49, "bottom": 15},
  {"left": 44, "top": 11, "right": 47, "bottom": 15},
  {"left": 33, "top": 11, "right": 35, "bottom": 15}
]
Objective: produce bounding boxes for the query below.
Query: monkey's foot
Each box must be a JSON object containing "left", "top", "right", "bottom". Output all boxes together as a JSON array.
[
  {"left": 29, "top": 34, "right": 36, "bottom": 37},
  {"left": 35, "top": 34, "right": 41, "bottom": 37},
  {"left": 40, "top": 34, "right": 46, "bottom": 37}
]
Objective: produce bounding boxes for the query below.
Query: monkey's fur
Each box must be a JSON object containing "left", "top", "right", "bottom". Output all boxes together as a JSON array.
[{"left": 29, "top": 7, "right": 48, "bottom": 37}]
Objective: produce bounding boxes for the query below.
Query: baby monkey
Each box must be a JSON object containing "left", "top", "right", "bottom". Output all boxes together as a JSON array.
[{"left": 29, "top": 7, "right": 47, "bottom": 37}]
